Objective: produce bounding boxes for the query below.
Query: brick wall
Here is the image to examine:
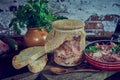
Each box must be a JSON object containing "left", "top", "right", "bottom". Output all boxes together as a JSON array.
[{"left": 0, "top": 0, "right": 120, "bottom": 36}]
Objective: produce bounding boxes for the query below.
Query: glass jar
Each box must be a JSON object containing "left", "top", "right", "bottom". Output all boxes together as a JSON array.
[{"left": 45, "top": 19, "right": 86, "bottom": 66}]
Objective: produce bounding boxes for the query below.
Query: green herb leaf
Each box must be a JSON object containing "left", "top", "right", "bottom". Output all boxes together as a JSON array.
[
  {"left": 86, "top": 46, "right": 99, "bottom": 53},
  {"left": 9, "top": 0, "right": 67, "bottom": 34},
  {"left": 112, "top": 44, "right": 120, "bottom": 53}
]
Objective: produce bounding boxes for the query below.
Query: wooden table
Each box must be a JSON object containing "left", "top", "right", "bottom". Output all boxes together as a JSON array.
[{"left": 1, "top": 53, "right": 118, "bottom": 80}]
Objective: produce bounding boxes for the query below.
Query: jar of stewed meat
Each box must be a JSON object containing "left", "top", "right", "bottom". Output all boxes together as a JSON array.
[{"left": 45, "top": 19, "right": 86, "bottom": 66}]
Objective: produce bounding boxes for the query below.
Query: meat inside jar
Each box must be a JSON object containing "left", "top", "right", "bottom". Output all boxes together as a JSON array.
[{"left": 54, "top": 36, "right": 82, "bottom": 66}]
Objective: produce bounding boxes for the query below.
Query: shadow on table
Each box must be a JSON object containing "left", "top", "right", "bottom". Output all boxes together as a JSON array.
[{"left": 35, "top": 73, "right": 48, "bottom": 80}]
